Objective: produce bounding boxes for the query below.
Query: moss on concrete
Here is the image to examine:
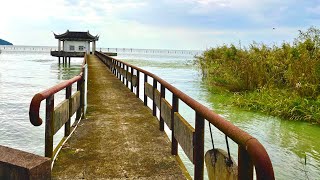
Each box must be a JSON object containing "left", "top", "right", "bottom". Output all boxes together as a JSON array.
[{"left": 52, "top": 55, "right": 187, "bottom": 179}]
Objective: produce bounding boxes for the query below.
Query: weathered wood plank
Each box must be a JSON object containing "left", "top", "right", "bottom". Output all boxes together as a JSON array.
[
  {"left": 70, "top": 91, "right": 80, "bottom": 116},
  {"left": 123, "top": 69, "right": 127, "bottom": 78},
  {"left": 120, "top": 68, "right": 126, "bottom": 77},
  {"left": 174, "top": 112, "right": 195, "bottom": 163},
  {"left": 145, "top": 82, "right": 154, "bottom": 99},
  {"left": 160, "top": 98, "right": 172, "bottom": 129},
  {"left": 127, "top": 72, "right": 132, "bottom": 81},
  {"left": 106, "top": 60, "right": 112, "bottom": 66},
  {"left": 125, "top": 72, "right": 138, "bottom": 87},
  {"left": 154, "top": 89, "right": 161, "bottom": 108},
  {"left": 116, "top": 65, "right": 120, "bottom": 71},
  {"left": 205, "top": 149, "right": 238, "bottom": 180},
  {"left": 132, "top": 76, "right": 138, "bottom": 87},
  {"left": 53, "top": 99, "right": 69, "bottom": 135}
]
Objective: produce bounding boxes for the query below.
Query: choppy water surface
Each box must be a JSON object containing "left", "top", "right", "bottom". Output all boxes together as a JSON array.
[{"left": 0, "top": 47, "right": 319, "bottom": 179}]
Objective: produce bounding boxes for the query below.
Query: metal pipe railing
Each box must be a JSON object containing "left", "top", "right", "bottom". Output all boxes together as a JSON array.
[
  {"left": 95, "top": 51, "right": 275, "bottom": 180},
  {"left": 29, "top": 54, "right": 87, "bottom": 159}
]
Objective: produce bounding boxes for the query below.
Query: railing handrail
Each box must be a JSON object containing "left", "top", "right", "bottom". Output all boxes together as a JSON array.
[
  {"left": 95, "top": 51, "right": 274, "bottom": 179},
  {"left": 29, "top": 55, "right": 87, "bottom": 127},
  {"left": 29, "top": 74, "right": 83, "bottom": 126}
]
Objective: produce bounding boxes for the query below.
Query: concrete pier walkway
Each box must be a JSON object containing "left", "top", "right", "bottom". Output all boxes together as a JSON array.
[{"left": 52, "top": 55, "right": 188, "bottom": 179}]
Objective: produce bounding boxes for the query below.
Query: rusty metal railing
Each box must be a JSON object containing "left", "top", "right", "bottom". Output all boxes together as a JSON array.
[
  {"left": 95, "top": 51, "right": 274, "bottom": 180},
  {"left": 29, "top": 54, "right": 87, "bottom": 159}
]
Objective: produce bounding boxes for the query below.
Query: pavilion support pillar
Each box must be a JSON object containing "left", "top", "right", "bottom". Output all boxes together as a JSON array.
[
  {"left": 93, "top": 41, "right": 96, "bottom": 54},
  {"left": 58, "top": 57, "right": 61, "bottom": 65},
  {"left": 58, "top": 40, "right": 61, "bottom": 51},
  {"left": 88, "top": 42, "right": 91, "bottom": 54},
  {"left": 68, "top": 57, "right": 71, "bottom": 65}
]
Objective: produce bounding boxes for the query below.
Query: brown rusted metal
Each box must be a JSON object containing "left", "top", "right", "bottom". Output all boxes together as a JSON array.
[
  {"left": 126, "top": 65, "right": 129, "bottom": 88},
  {"left": 94, "top": 51, "right": 275, "bottom": 180},
  {"left": 246, "top": 138, "right": 274, "bottom": 180},
  {"left": 29, "top": 75, "right": 82, "bottom": 126},
  {"left": 121, "top": 63, "right": 125, "bottom": 83},
  {"left": 76, "top": 80, "right": 82, "bottom": 120},
  {"left": 130, "top": 67, "right": 134, "bottom": 92},
  {"left": 194, "top": 112, "right": 204, "bottom": 180},
  {"left": 171, "top": 94, "right": 178, "bottom": 156},
  {"left": 45, "top": 95, "right": 54, "bottom": 158},
  {"left": 117, "top": 62, "right": 119, "bottom": 79},
  {"left": 30, "top": 55, "right": 87, "bottom": 160},
  {"left": 65, "top": 85, "right": 71, "bottom": 136},
  {"left": 152, "top": 79, "right": 157, "bottom": 116},
  {"left": 238, "top": 145, "right": 253, "bottom": 180},
  {"left": 136, "top": 70, "right": 140, "bottom": 98},
  {"left": 144, "top": 73, "right": 147, "bottom": 106},
  {"left": 160, "top": 84, "right": 165, "bottom": 131},
  {"left": 30, "top": 52, "right": 86, "bottom": 127}
]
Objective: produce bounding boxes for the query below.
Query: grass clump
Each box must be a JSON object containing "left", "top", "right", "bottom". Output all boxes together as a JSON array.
[{"left": 196, "top": 27, "right": 320, "bottom": 124}]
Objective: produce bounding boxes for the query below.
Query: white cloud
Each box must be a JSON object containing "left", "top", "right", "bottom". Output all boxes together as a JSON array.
[{"left": 0, "top": 0, "right": 315, "bottom": 49}]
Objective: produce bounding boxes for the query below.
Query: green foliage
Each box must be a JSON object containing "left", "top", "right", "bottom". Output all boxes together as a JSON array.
[
  {"left": 234, "top": 88, "right": 320, "bottom": 123},
  {"left": 196, "top": 27, "right": 320, "bottom": 123}
]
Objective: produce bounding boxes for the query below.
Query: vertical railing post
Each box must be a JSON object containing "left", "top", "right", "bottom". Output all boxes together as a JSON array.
[
  {"left": 65, "top": 85, "right": 71, "bottom": 136},
  {"left": 117, "top": 61, "right": 120, "bottom": 79},
  {"left": 152, "top": 79, "right": 157, "bottom": 116},
  {"left": 144, "top": 74, "right": 147, "bottom": 106},
  {"left": 238, "top": 146, "right": 253, "bottom": 180},
  {"left": 45, "top": 95, "right": 54, "bottom": 158},
  {"left": 111, "top": 58, "right": 113, "bottom": 70},
  {"left": 171, "top": 94, "right": 178, "bottom": 155},
  {"left": 126, "top": 65, "right": 129, "bottom": 88},
  {"left": 136, "top": 70, "right": 140, "bottom": 98},
  {"left": 114, "top": 60, "right": 116, "bottom": 75},
  {"left": 194, "top": 112, "right": 204, "bottom": 180},
  {"left": 76, "top": 80, "right": 82, "bottom": 120},
  {"left": 159, "top": 84, "right": 165, "bottom": 131},
  {"left": 81, "top": 73, "right": 85, "bottom": 116},
  {"left": 112, "top": 59, "right": 115, "bottom": 74},
  {"left": 117, "top": 61, "right": 119, "bottom": 77},
  {"left": 122, "top": 63, "right": 125, "bottom": 83},
  {"left": 130, "top": 67, "right": 134, "bottom": 92}
]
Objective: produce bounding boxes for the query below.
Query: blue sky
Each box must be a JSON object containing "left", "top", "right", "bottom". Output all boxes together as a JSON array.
[{"left": 1, "top": 0, "right": 319, "bottom": 50}]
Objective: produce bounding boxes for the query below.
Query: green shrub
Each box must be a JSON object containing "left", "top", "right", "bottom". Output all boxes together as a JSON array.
[{"left": 196, "top": 27, "right": 320, "bottom": 123}]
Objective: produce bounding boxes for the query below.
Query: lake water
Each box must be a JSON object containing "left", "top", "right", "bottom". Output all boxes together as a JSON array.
[{"left": 0, "top": 46, "right": 319, "bottom": 179}]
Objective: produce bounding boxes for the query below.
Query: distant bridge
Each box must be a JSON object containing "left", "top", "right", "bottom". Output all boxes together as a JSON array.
[{"left": 0, "top": 45, "right": 203, "bottom": 56}]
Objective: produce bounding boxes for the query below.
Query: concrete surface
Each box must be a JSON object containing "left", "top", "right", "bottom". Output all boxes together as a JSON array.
[
  {"left": 52, "top": 55, "right": 187, "bottom": 179},
  {"left": 0, "top": 145, "right": 51, "bottom": 180}
]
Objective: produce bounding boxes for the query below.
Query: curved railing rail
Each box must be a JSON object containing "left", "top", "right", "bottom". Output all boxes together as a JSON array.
[
  {"left": 95, "top": 51, "right": 274, "bottom": 180},
  {"left": 29, "top": 54, "right": 87, "bottom": 159}
]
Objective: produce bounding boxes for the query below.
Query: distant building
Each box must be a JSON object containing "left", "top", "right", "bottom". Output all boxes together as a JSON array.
[
  {"left": 51, "top": 30, "right": 99, "bottom": 63},
  {"left": 54, "top": 30, "right": 99, "bottom": 54}
]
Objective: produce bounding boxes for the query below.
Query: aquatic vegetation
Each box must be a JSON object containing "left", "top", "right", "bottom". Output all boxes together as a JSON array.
[{"left": 196, "top": 27, "right": 320, "bottom": 124}]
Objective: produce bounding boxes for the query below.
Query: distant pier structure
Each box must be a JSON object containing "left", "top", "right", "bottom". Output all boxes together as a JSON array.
[{"left": 51, "top": 30, "right": 99, "bottom": 64}]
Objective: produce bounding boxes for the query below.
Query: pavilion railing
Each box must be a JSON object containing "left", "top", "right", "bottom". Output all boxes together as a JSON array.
[
  {"left": 95, "top": 51, "right": 275, "bottom": 180},
  {"left": 29, "top": 54, "right": 87, "bottom": 161}
]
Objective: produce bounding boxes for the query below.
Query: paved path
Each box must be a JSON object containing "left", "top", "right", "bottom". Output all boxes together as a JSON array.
[{"left": 52, "top": 55, "right": 187, "bottom": 179}]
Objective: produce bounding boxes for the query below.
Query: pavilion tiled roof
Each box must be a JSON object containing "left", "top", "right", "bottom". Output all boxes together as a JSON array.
[{"left": 54, "top": 30, "right": 99, "bottom": 41}]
